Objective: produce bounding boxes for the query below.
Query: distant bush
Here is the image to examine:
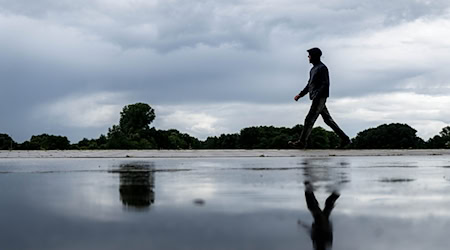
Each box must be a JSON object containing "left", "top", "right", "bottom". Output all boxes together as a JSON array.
[
  {"left": 426, "top": 126, "right": 450, "bottom": 149},
  {"left": 19, "top": 134, "right": 71, "bottom": 150},
  {"left": 351, "top": 123, "right": 425, "bottom": 149},
  {"left": 0, "top": 133, "right": 17, "bottom": 150},
  {"left": 237, "top": 125, "right": 340, "bottom": 149}
]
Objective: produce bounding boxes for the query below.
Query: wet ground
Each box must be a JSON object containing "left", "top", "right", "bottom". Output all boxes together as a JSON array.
[{"left": 1, "top": 155, "right": 450, "bottom": 250}]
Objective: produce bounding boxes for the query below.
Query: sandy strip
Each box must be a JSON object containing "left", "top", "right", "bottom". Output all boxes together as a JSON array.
[{"left": 0, "top": 149, "right": 449, "bottom": 158}]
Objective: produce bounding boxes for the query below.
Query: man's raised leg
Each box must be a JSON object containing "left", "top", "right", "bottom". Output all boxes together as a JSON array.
[{"left": 320, "top": 105, "right": 350, "bottom": 147}]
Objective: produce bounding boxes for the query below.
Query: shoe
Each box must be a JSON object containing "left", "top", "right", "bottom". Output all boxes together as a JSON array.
[{"left": 288, "top": 140, "right": 306, "bottom": 149}]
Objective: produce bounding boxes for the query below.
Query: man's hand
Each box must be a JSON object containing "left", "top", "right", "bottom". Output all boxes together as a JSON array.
[{"left": 294, "top": 94, "right": 301, "bottom": 101}]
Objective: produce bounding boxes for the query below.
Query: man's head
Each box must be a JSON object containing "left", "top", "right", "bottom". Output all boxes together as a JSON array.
[{"left": 307, "top": 47, "right": 322, "bottom": 64}]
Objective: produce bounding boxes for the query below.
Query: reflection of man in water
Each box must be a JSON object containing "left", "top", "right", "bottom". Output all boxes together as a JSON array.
[
  {"left": 289, "top": 48, "right": 350, "bottom": 149},
  {"left": 299, "top": 182, "right": 340, "bottom": 250}
]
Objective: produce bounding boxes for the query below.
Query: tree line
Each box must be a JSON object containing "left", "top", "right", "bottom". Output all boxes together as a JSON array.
[{"left": 1, "top": 103, "right": 449, "bottom": 150}]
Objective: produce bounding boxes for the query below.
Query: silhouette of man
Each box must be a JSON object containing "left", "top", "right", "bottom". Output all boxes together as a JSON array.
[
  {"left": 289, "top": 48, "right": 350, "bottom": 149},
  {"left": 299, "top": 182, "right": 340, "bottom": 250}
]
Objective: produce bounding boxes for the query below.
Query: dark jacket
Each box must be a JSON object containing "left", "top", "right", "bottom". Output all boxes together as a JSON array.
[{"left": 299, "top": 62, "right": 330, "bottom": 100}]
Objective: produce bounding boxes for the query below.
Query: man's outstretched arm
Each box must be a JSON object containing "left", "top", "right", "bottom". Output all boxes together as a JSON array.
[{"left": 295, "top": 84, "right": 309, "bottom": 101}]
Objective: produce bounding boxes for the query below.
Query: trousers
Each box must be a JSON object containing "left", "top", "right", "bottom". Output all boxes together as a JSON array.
[{"left": 299, "top": 97, "right": 348, "bottom": 144}]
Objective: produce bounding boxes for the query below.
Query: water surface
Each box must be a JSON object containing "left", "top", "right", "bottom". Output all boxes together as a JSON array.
[{"left": 1, "top": 156, "right": 450, "bottom": 249}]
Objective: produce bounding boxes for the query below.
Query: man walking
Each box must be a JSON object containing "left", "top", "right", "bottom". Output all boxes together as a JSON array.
[{"left": 290, "top": 48, "right": 350, "bottom": 149}]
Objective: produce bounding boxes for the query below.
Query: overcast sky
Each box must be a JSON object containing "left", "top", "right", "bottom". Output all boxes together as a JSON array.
[{"left": 1, "top": 0, "right": 450, "bottom": 143}]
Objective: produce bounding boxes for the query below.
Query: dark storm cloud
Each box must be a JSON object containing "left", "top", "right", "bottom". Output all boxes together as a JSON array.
[
  {"left": 1, "top": 0, "right": 450, "bottom": 141},
  {"left": 2, "top": 0, "right": 448, "bottom": 52}
]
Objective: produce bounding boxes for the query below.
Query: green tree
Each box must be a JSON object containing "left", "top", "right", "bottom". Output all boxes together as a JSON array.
[
  {"left": 240, "top": 127, "right": 260, "bottom": 149},
  {"left": 76, "top": 138, "right": 94, "bottom": 149},
  {"left": 236, "top": 125, "right": 339, "bottom": 149},
  {"left": 97, "top": 134, "right": 108, "bottom": 148},
  {"left": 76, "top": 134, "right": 108, "bottom": 149},
  {"left": 106, "top": 125, "right": 132, "bottom": 149},
  {"left": 308, "top": 127, "right": 329, "bottom": 149},
  {"left": 151, "top": 129, "right": 201, "bottom": 149},
  {"left": 22, "top": 134, "right": 71, "bottom": 150},
  {"left": 440, "top": 126, "right": 450, "bottom": 137},
  {"left": 105, "top": 103, "right": 158, "bottom": 149},
  {"left": 0, "top": 133, "right": 16, "bottom": 150},
  {"left": 427, "top": 126, "right": 450, "bottom": 149},
  {"left": 217, "top": 133, "right": 240, "bottom": 149},
  {"left": 269, "top": 134, "right": 290, "bottom": 149},
  {"left": 119, "top": 103, "right": 155, "bottom": 137},
  {"left": 203, "top": 136, "right": 220, "bottom": 149},
  {"left": 351, "top": 123, "right": 424, "bottom": 149}
]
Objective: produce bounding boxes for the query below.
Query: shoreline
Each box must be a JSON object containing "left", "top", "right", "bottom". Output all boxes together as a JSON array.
[{"left": 0, "top": 149, "right": 449, "bottom": 158}]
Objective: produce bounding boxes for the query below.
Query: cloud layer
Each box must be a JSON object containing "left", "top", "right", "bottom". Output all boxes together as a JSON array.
[{"left": 1, "top": 0, "right": 449, "bottom": 142}]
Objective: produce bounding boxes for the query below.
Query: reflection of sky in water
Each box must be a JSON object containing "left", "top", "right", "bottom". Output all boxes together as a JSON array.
[{"left": 1, "top": 156, "right": 450, "bottom": 249}]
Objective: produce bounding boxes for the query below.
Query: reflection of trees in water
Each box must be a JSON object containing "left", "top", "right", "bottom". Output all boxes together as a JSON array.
[{"left": 114, "top": 163, "right": 155, "bottom": 210}]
